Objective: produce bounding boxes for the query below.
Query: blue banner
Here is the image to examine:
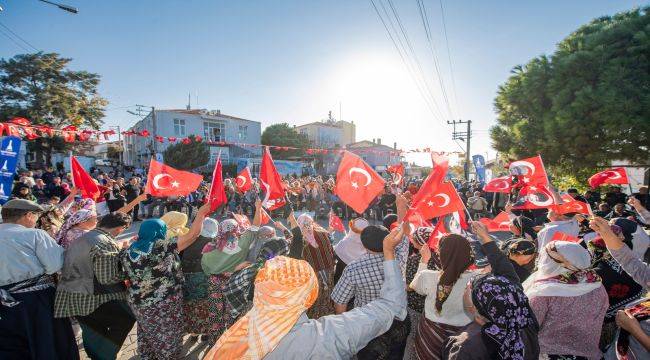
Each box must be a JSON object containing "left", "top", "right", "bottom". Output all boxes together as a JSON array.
[
  {"left": 472, "top": 154, "right": 486, "bottom": 182},
  {"left": 0, "top": 136, "right": 21, "bottom": 204}
]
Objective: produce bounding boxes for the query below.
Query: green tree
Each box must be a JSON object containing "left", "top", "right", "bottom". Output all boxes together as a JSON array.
[
  {"left": 261, "top": 123, "right": 310, "bottom": 159},
  {"left": 491, "top": 7, "right": 650, "bottom": 181},
  {"left": 0, "top": 52, "right": 108, "bottom": 167},
  {"left": 163, "top": 135, "right": 209, "bottom": 170}
]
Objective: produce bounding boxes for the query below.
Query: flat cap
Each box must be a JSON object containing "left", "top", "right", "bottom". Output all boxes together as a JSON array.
[{"left": 2, "top": 199, "right": 45, "bottom": 212}]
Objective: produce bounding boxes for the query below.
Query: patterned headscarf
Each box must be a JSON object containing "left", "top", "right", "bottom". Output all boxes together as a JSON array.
[
  {"left": 55, "top": 209, "right": 97, "bottom": 249},
  {"left": 297, "top": 213, "right": 318, "bottom": 248},
  {"left": 413, "top": 227, "right": 433, "bottom": 246},
  {"left": 225, "top": 239, "right": 290, "bottom": 317},
  {"left": 435, "top": 234, "right": 473, "bottom": 313},
  {"left": 205, "top": 256, "right": 318, "bottom": 360},
  {"left": 214, "top": 218, "right": 242, "bottom": 252},
  {"left": 74, "top": 198, "right": 96, "bottom": 213},
  {"left": 511, "top": 215, "right": 537, "bottom": 240},
  {"left": 507, "top": 238, "right": 537, "bottom": 256},
  {"left": 160, "top": 211, "right": 190, "bottom": 239},
  {"left": 128, "top": 219, "right": 167, "bottom": 261},
  {"left": 471, "top": 274, "right": 538, "bottom": 359}
]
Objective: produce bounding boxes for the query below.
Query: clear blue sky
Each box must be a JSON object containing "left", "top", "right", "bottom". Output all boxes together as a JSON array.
[{"left": 0, "top": 0, "right": 645, "bottom": 165}]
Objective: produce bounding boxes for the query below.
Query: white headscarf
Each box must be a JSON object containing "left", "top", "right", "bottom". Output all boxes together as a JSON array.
[
  {"left": 201, "top": 218, "right": 219, "bottom": 239},
  {"left": 334, "top": 218, "right": 369, "bottom": 265},
  {"left": 524, "top": 241, "right": 601, "bottom": 298},
  {"left": 297, "top": 213, "right": 318, "bottom": 248}
]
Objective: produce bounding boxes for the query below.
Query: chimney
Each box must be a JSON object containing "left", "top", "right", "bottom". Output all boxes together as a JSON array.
[
  {"left": 393, "top": 142, "right": 397, "bottom": 150},
  {"left": 377, "top": 138, "right": 382, "bottom": 145}
]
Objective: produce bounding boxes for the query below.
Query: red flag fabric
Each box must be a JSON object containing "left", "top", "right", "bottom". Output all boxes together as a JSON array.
[
  {"left": 260, "top": 147, "right": 286, "bottom": 210},
  {"left": 260, "top": 208, "right": 272, "bottom": 225},
  {"left": 334, "top": 151, "right": 386, "bottom": 214},
  {"left": 508, "top": 155, "right": 548, "bottom": 186},
  {"left": 387, "top": 163, "right": 405, "bottom": 186},
  {"left": 512, "top": 184, "right": 556, "bottom": 210},
  {"left": 71, "top": 156, "right": 102, "bottom": 201},
  {"left": 206, "top": 156, "right": 227, "bottom": 212},
  {"left": 479, "top": 211, "right": 511, "bottom": 232},
  {"left": 235, "top": 167, "right": 253, "bottom": 193},
  {"left": 588, "top": 168, "right": 629, "bottom": 188},
  {"left": 232, "top": 214, "right": 251, "bottom": 231},
  {"left": 483, "top": 176, "right": 513, "bottom": 193},
  {"left": 145, "top": 159, "right": 203, "bottom": 197},
  {"left": 329, "top": 212, "right": 345, "bottom": 233},
  {"left": 408, "top": 181, "right": 464, "bottom": 221},
  {"left": 553, "top": 194, "right": 590, "bottom": 215},
  {"left": 429, "top": 221, "right": 448, "bottom": 251},
  {"left": 552, "top": 231, "right": 581, "bottom": 243}
]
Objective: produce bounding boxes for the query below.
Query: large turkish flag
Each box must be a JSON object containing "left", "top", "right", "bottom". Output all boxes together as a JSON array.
[
  {"left": 71, "top": 156, "right": 102, "bottom": 201},
  {"left": 408, "top": 181, "right": 465, "bottom": 221},
  {"left": 235, "top": 167, "right": 253, "bottom": 193},
  {"left": 206, "top": 156, "right": 227, "bottom": 212},
  {"left": 508, "top": 155, "right": 548, "bottom": 186},
  {"left": 588, "top": 168, "right": 629, "bottom": 188},
  {"left": 334, "top": 151, "right": 385, "bottom": 214},
  {"left": 483, "top": 176, "right": 513, "bottom": 193},
  {"left": 145, "top": 159, "right": 203, "bottom": 197}
]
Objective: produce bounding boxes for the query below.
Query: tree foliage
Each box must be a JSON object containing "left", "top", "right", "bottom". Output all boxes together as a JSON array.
[
  {"left": 491, "top": 8, "right": 650, "bottom": 180},
  {"left": 261, "top": 123, "right": 310, "bottom": 159},
  {"left": 0, "top": 52, "right": 108, "bottom": 166},
  {"left": 163, "top": 135, "right": 210, "bottom": 170}
]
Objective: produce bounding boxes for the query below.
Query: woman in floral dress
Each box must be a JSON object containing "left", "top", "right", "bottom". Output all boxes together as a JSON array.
[{"left": 122, "top": 203, "right": 210, "bottom": 359}]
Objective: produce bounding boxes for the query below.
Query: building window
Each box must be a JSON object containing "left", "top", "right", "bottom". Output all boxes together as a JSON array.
[
  {"left": 173, "top": 119, "right": 186, "bottom": 136},
  {"left": 204, "top": 120, "right": 225, "bottom": 142},
  {"left": 238, "top": 125, "right": 248, "bottom": 141}
]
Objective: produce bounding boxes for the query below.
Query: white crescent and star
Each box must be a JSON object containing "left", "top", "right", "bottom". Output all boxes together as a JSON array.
[
  {"left": 509, "top": 160, "right": 535, "bottom": 176},
  {"left": 527, "top": 189, "right": 554, "bottom": 207},
  {"left": 152, "top": 174, "right": 179, "bottom": 190},
  {"left": 491, "top": 178, "right": 510, "bottom": 190},
  {"left": 349, "top": 167, "right": 372, "bottom": 188},
  {"left": 260, "top": 180, "right": 271, "bottom": 206},
  {"left": 392, "top": 173, "right": 403, "bottom": 185},
  {"left": 236, "top": 175, "right": 247, "bottom": 188},
  {"left": 427, "top": 193, "right": 450, "bottom": 207},
  {"left": 603, "top": 170, "right": 622, "bottom": 179}
]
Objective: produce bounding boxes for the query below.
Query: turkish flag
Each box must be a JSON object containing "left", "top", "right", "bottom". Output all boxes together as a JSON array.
[
  {"left": 479, "top": 211, "right": 511, "bottom": 232},
  {"left": 552, "top": 231, "right": 581, "bottom": 243},
  {"left": 71, "top": 156, "right": 102, "bottom": 201},
  {"left": 408, "top": 181, "right": 464, "bottom": 221},
  {"left": 9, "top": 117, "right": 31, "bottom": 127},
  {"left": 260, "top": 208, "right": 272, "bottom": 225},
  {"left": 235, "top": 167, "right": 253, "bottom": 193},
  {"left": 588, "top": 168, "right": 629, "bottom": 188},
  {"left": 512, "top": 184, "right": 556, "bottom": 210},
  {"left": 329, "top": 212, "right": 345, "bottom": 233},
  {"left": 260, "top": 147, "right": 286, "bottom": 210},
  {"left": 483, "top": 176, "right": 513, "bottom": 193},
  {"left": 334, "top": 151, "right": 385, "bottom": 214},
  {"left": 145, "top": 159, "right": 203, "bottom": 197},
  {"left": 508, "top": 155, "right": 548, "bottom": 186},
  {"left": 387, "top": 163, "right": 405, "bottom": 186},
  {"left": 206, "top": 156, "right": 227, "bottom": 212},
  {"left": 553, "top": 194, "right": 590, "bottom": 215},
  {"left": 428, "top": 211, "right": 468, "bottom": 251}
]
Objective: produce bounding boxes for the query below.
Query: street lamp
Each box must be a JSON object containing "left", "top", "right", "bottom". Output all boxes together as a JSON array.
[{"left": 38, "top": 0, "right": 78, "bottom": 14}]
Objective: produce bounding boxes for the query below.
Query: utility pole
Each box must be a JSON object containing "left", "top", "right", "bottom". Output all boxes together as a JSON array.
[
  {"left": 447, "top": 119, "right": 472, "bottom": 180},
  {"left": 127, "top": 104, "right": 157, "bottom": 165}
]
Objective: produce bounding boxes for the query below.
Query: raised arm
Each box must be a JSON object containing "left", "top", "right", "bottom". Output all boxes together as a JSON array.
[
  {"left": 252, "top": 198, "right": 262, "bottom": 227},
  {"left": 116, "top": 193, "right": 147, "bottom": 214},
  {"left": 470, "top": 221, "right": 520, "bottom": 283},
  {"left": 177, "top": 203, "right": 211, "bottom": 251}
]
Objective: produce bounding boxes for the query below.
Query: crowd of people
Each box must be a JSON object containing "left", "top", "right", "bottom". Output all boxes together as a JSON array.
[{"left": 1, "top": 163, "right": 650, "bottom": 360}]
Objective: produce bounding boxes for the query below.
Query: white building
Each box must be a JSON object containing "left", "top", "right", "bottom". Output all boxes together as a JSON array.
[
  {"left": 295, "top": 112, "right": 356, "bottom": 149},
  {"left": 123, "top": 109, "right": 261, "bottom": 168}
]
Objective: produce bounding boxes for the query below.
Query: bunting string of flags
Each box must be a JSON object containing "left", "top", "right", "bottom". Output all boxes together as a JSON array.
[{"left": 0, "top": 118, "right": 462, "bottom": 156}]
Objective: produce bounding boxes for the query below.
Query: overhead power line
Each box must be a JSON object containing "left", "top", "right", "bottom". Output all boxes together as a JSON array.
[
  {"left": 438, "top": 0, "right": 462, "bottom": 118},
  {"left": 0, "top": 22, "right": 39, "bottom": 52}
]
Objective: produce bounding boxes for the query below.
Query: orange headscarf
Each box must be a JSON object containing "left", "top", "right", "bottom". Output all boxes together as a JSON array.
[{"left": 203, "top": 256, "right": 319, "bottom": 360}]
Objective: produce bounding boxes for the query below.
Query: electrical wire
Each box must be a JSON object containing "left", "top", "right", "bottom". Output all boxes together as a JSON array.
[
  {"left": 438, "top": 0, "right": 462, "bottom": 118},
  {"left": 0, "top": 22, "right": 39, "bottom": 52},
  {"left": 369, "top": 0, "right": 445, "bottom": 123},
  {"left": 415, "top": 0, "right": 455, "bottom": 120},
  {"left": 0, "top": 27, "right": 31, "bottom": 52}
]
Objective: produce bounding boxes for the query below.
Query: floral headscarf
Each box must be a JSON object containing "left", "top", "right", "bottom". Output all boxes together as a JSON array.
[
  {"left": 74, "top": 198, "right": 96, "bottom": 213},
  {"left": 413, "top": 227, "right": 433, "bottom": 246},
  {"left": 471, "top": 274, "right": 538, "bottom": 359},
  {"left": 55, "top": 209, "right": 97, "bottom": 249},
  {"left": 201, "top": 218, "right": 242, "bottom": 253},
  {"left": 297, "top": 213, "right": 318, "bottom": 248}
]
